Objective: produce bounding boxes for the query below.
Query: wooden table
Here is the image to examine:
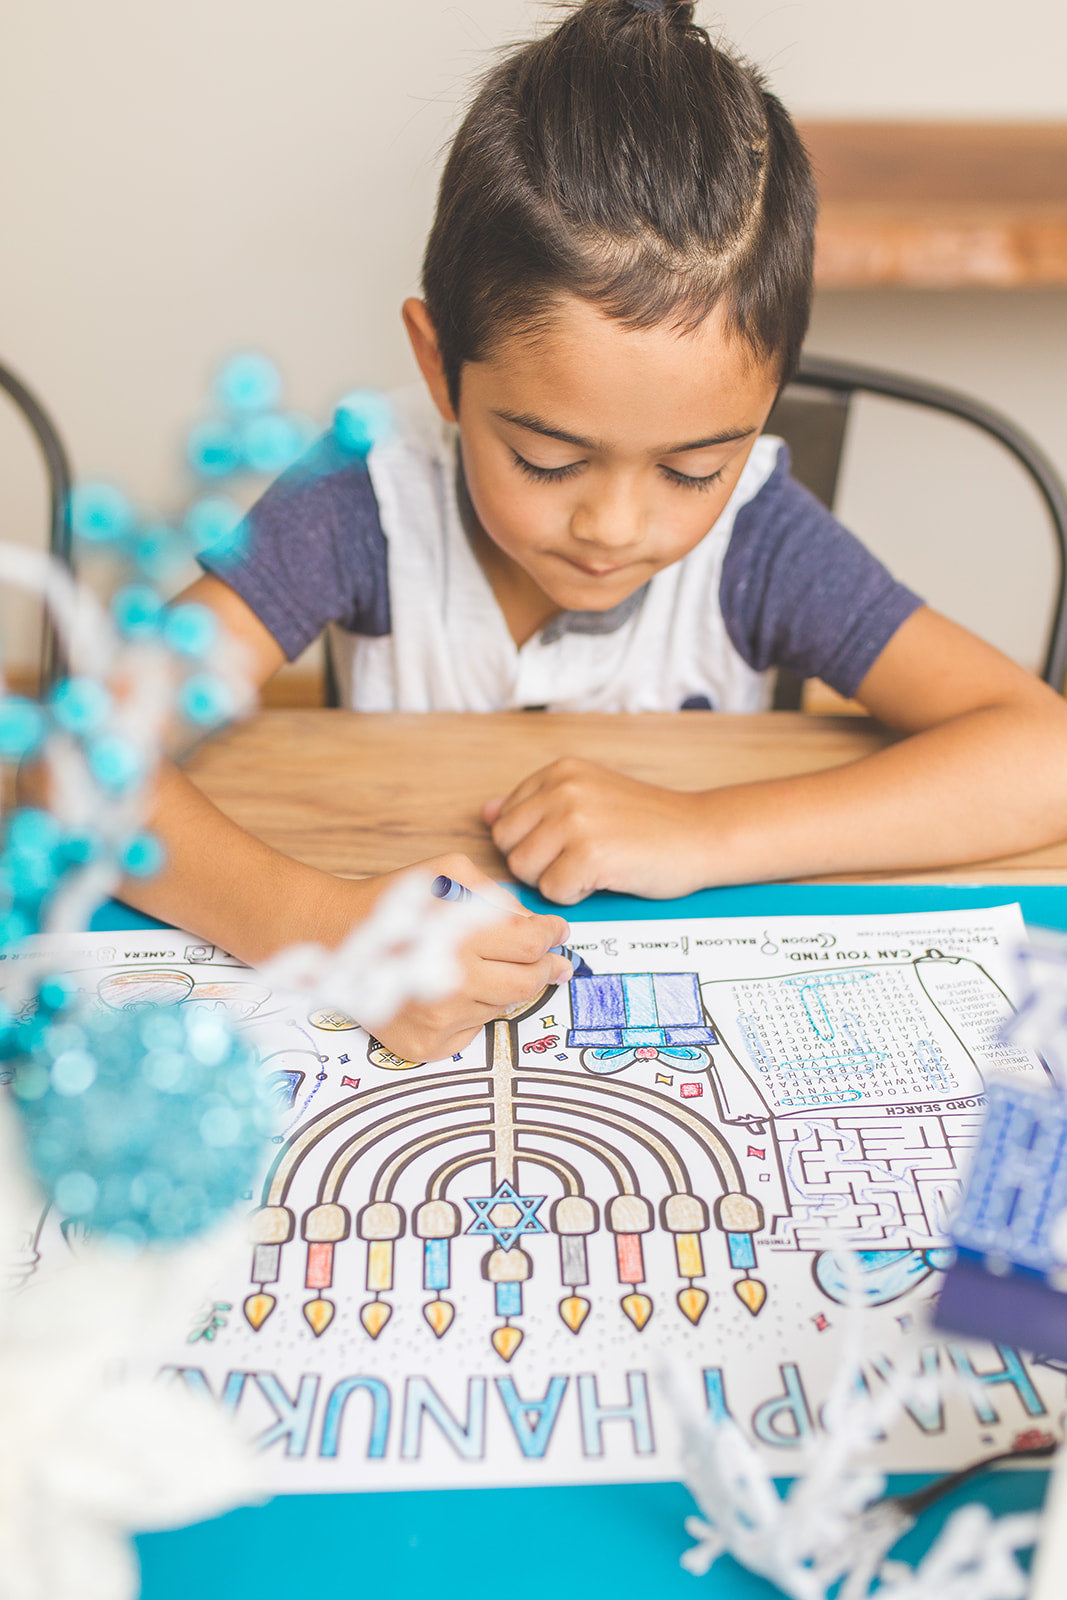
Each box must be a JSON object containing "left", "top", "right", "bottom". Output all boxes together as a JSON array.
[{"left": 183, "top": 709, "right": 1067, "bottom": 885}]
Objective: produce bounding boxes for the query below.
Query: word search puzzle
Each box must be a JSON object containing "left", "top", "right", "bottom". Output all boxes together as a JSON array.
[{"left": 10, "top": 904, "right": 1065, "bottom": 1492}]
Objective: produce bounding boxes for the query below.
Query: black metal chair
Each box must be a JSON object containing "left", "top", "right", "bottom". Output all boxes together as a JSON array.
[
  {"left": 0, "top": 360, "right": 73, "bottom": 691},
  {"left": 766, "top": 354, "right": 1067, "bottom": 708}
]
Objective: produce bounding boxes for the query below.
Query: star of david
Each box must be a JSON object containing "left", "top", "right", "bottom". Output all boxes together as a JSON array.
[{"left": 464, "top": 1180, "right": 546, "bottom": 1249}]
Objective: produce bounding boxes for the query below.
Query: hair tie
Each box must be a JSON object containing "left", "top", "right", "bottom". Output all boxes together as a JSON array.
[{"left": 626, "top": 0, "right": 667, "bottom": 14}]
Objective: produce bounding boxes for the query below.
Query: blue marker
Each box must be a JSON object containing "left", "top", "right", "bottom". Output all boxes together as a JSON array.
[{"left": 430, "top": 875, "right": 593, "bottom": 977}]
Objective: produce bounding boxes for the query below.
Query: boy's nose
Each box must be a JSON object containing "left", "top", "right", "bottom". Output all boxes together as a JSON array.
[{"left": 570, "top": 492, "right": 646, "bottom": 552}]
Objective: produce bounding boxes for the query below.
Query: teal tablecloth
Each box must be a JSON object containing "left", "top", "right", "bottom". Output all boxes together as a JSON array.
[{"left": 118, "top": 884, "right": 1062, "bottom": 1597}]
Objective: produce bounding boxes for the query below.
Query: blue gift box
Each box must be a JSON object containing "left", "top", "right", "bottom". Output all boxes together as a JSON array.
[{"left": 567, "top": 972, "right": 717, "bottom": 1049}]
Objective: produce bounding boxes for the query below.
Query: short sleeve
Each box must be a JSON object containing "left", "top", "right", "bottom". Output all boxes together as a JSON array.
[
  {"left": 719, "top": 445, "right": 923, "bottom": 699},
  {"left": 198, "top": 433, "right": 390, "bottom": 662}
]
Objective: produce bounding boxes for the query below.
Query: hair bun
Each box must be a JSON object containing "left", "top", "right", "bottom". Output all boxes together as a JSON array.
[{"left": 624, "top": 0, "right": 696, "bottom": 21}]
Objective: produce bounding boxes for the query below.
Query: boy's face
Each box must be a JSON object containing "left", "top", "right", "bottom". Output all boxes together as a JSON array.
[{"left": 405, "top": 294, "right": 782, "bottom": 628}]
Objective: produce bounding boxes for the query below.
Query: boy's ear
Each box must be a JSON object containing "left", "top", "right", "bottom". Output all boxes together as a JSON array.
[{"left": 402, "top": 299, "right": 457, "bottom": 423}]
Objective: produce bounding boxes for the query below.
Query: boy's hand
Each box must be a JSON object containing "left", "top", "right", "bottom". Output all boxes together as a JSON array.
[
  {"left": 342, "top": 854, "right": 574, "bottom": 1064},
  {"left": 482, "top": 760, "right": 709, "bottom": 904}
]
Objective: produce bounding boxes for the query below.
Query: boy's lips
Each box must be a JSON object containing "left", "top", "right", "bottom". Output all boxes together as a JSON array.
[{"left": 558, "top": 554, "right": 630, "bottom": 578}]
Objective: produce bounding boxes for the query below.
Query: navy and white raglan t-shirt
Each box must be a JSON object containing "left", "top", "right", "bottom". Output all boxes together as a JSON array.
[{"left": 200, "top": 388, "right": 922, "bottom": 713}]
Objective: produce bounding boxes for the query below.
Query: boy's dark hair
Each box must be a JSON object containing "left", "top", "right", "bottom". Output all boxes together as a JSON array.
[{"left": 422, "top": 0, "right": 817, "bottom": 406}]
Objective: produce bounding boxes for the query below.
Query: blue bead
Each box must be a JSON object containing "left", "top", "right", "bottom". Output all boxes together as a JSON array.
[
  {"left": 59, "top": 831, "right": 100, "bottom": 866},
  {"left": 50, "top": 677, "right": 111, "bottom": 736},
  {"left": 333, "top": 390, "right": 392, "bottom": 457},
  {"left": 0, "top": 909, "right": 33, "bottom": 948},
  {"left": 179, "top": 674, "right": 233, "bottom": 727},
  {"left": 0, "top": 698, "right": 46, "bottom": 759},
  {"left": 163, "top": 603, "right": 218, "bottom": 658},
  {"left": 215, "top": 352, "right": 282, "bottom": 414},
  {"left": 5, "top": 846, "right": 56, "bottom": 899},
  {"left": 240, "top": 413, "right": 307, "bottom": 475},
  {"left": 112, "top": 584, "right": 164, "bottom": 638},
  {"left": 121, "top": 833, "right": 165, "bottom": 878},
  {"left": 87, "top": 735, "right": 142, "bottom": 791},
  {"left": 70, "top": 483, "right": 135, "bottom": 544},
  {"left": 38, "top": 974, "right": 77, "bottom": 1013},
  {"left": 131, "top": 522, "right": 185, "bottom": 578},
  {"left": 187, "top": 420, "right": 242, "bottom": 479},
  {"left": 182, "top": 496, "right": 244, "bottom": 560},
  {"left": 8, "top": 809, "right": 63, "bottom": 855}
]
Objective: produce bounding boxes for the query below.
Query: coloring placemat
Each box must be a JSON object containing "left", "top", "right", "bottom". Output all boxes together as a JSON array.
[{"left": 15, "top": 897, "right": 1060, "bottom": 1498}]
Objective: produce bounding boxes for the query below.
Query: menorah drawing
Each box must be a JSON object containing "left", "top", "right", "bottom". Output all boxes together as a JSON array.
[{"left": 242, "top": 970, "right": 772, "bottom": 1361}]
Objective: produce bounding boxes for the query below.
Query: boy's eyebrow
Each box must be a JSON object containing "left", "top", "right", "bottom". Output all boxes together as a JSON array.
[{"left": 492, "top": 408, "right": 757, "bottom": 454}]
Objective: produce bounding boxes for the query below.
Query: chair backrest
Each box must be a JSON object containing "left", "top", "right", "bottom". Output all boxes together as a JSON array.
[
  {"left": 0, "top": 360, "right": 73, "bottom": 691},
  {"left": 765, "top": 354, "right": 1067, "bottom": 709}
]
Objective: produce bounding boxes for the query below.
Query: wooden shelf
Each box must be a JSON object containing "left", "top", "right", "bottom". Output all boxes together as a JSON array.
[{"left": 800, "top": 122, "right": 1067, "bottom": 288}]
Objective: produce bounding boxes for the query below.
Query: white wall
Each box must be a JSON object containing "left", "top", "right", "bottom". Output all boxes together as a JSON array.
[
  {"left": 725, "top": 0, "right": 1067, "bottom": 117},
  {"left": 1, "top": 0, "right": 1064, "bottom": 672}
]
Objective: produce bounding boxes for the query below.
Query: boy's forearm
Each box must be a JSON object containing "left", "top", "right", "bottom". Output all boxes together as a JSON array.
[
  {"left": 118, "top": 760, "right": 364, "bottom": 964},
  {"left": 690, "top": 701, "right": 1067, "bottom": 885}
]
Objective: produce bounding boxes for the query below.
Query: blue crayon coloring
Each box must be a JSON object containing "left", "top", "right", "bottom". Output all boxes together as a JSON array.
[{"left": 429, "top": 875, "right": 593, "bottom": 977}]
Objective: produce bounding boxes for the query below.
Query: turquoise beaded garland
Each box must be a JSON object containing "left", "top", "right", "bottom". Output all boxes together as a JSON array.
[
  {"left": 70, "top": 483, "right": 135, "bottom": 545},
  {"left": 112, "top": 583, "right": 164, "bottom": 637},
  {"left": 179, "top": 673, "right": 234, "bottom": 727},
  {"left": 49, "top": 676, "right": 112, "bottom": 736},
  {"left": 0, "top": 696, "right": 47, "bottom": 758},
  {"left": 87, "top": 734, "right": 143, "bottom": 791},
  {"left": 120, "top": 832, "right": 165, "bottom": 877},
  {"left": 333, "top": 390, "right": 392, "bottom": 458},
  {"left": 163, "top": 602, "right": 219, "bottom": 658},
  {"left": 215, "top": 352, "right": 283, "bottom": 414},
  {"left": 183, "top": 496, "right": 244, "bottom": 560},
  {"left": 187, "top": 419, "right": 243, "bottom": 479}
]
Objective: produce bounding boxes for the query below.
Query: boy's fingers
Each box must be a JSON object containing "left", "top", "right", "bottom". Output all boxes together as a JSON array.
[
  {"left": 500, "top": 819, "right": 573, "bottom": 890},
  {"left": 536, "top": 849, "right": 601, "bottom": 906},
  {"left": 489, "top": 768, "right": 551, "bottom": 822},
  {"left": 470, "top": 950, "right": 574, "bottom": 1008},
  {"left": 489, "top": 796, "right": 551, "bottom": 859},
  {"left": 469, "top": 907, "right": 570, "bottom": 963},
  {"left": 374, "top": 1010, "right": 495, "bottom": 1065},
  {"left": 481, "top": 798, "right": 504, "bottom": 825}
]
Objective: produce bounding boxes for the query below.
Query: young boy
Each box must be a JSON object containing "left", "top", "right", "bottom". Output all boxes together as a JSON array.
[{"left": 121, "top": 0, "right": 1067, "bottom": 1060}]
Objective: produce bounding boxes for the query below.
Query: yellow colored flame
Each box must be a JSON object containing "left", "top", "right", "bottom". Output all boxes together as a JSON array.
[
  {"left": 360, "top": 1299, "right": 393, "bottom": 1338},
  {"left": 734, "top": 1278, "right": 767, "bottom": 1315},
  {"left": 243, "top": 1292, "right": 276, "bottom": 1331}
]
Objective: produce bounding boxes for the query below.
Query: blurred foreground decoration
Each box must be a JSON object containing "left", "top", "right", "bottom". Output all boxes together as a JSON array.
[
  {"left": 0, "top": 355, "right": 460, "bottom": 1600},
  {"left": 676, "top": 1249, "right": 1043, "bottom": 1600},
  {"left": 935, "top": 929, "right": 1067, "bottom": 1357},
  {"left": 0, "top": 495, "right": 269, "bottom": 1596},
  {"left": 0, "top": 1098, "right": 264, "bottom": 1600}
]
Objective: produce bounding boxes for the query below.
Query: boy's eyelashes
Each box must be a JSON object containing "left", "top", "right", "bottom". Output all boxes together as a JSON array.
[
  {"left": 510, "top": 450, "right": 583, "bottom": 484},
  {"left": 509, "top": 449, "right": 727, "bottom": 492},
  {"left": 659, "top": 463, "right": 728, "bottom": 492}
]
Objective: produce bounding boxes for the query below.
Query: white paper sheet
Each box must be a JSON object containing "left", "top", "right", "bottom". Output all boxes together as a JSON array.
[{"left": 10, "top": 904, "right": 1063, "bottom": 1492}]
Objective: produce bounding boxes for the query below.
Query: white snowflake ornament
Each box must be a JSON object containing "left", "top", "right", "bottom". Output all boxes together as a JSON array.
[{"left": 0, "top": 1096, "right": 262, "bottom": 1600}]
